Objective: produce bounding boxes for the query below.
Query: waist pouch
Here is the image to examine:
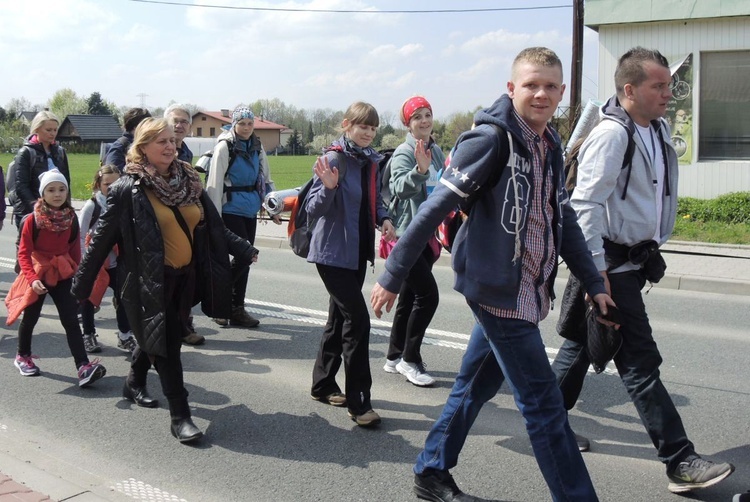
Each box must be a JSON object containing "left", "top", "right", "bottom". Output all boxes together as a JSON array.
[{"left": 603, "top": 239, "right": 666, "bottom": 283}]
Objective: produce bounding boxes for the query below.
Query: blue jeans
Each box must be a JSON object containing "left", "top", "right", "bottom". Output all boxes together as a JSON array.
[
  {"left": 415, "top": 301, "right": 598, "bottom": 502},
  {"left": 552, "top": 270, "right": 693, "bottom": 471}
]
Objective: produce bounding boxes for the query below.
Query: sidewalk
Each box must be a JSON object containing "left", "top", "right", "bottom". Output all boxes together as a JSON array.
[
  {"left": 4, "top": 207, "right": 750, "bottom": 502},
  {"left": 252, "top": 217, "right": 750, "bottom": 296}
]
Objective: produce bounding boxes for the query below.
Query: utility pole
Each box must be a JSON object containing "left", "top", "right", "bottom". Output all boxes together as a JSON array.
[
  {"left": 136, "top": 93, "right": 149, "bottom": 108},
  {"left": 569, "top": 0, "right": 584, "bottom": 131}
]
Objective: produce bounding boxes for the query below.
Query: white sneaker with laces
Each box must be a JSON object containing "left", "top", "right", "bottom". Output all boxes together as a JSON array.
[
  {"left": 383, "top": 358, "right": 401, "bottom": 374},
  {"left": 396, "top": 360, "right": 435, "bottom": 387}
]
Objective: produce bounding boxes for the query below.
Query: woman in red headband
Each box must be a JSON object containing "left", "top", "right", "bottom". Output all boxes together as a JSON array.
[{"left": 382, "top": 96, "right": 445, "bottom": 387}]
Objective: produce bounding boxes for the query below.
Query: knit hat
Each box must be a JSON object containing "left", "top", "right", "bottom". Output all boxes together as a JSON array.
[
  {"left": 38, "top": 168, "right": 68, "bottom": 194},
  {"left": 401, "top": 96, "right": 432, "bottom": 126},
  {"left": 232, "top": 106, "right": 255, "bottom": 127}
]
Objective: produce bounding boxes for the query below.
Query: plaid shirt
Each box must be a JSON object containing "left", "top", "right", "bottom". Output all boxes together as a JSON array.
[{"left": 481, "top": 111, "right": 556, "bottom": 325}]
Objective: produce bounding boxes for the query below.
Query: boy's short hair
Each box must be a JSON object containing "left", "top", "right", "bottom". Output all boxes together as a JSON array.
[
  {"left": 615, "top": 47, "right": 670, "bottom": 97},
  {"left": 123, "top": 107, "right": 152, "bottom": 133},
  {"left": 511, "top": 47, "right": 563, "bottom": 80}
]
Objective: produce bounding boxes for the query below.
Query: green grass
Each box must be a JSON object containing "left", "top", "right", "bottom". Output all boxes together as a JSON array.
[
  {"left": 671, "top": 217, "right": 750, "bottom": 244},
  {"left": 0, "top": 153, "right": 318, "bottom": 199},
  {"left": 3, "top": 151, "right": 748, "bottom": 245}
]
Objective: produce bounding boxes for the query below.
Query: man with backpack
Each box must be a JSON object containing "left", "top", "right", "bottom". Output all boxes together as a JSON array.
[
  {"left": 371, "top": 47, "right": 615, "bottom": 501},
  {"left": 103, "top": 108, "right": 151, "bottom": 170},
  {"left": 551, "top": 47, "right": 734, "bottom": 493}
]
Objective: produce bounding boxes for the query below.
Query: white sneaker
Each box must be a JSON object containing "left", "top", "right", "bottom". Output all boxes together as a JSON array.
[
  {"left": 396, "top": 360, "right": 435, "bottom": 387},
  {"left": 383, "top": 358, "right": 401, "bottom": 374}
]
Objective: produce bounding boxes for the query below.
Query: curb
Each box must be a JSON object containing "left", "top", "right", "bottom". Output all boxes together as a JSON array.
[
  {"left": 255, "top": 235, "right": 750, "bottom": 297},
  {"left": 0, "top": 451, "right": 112, "bottom": 502}
]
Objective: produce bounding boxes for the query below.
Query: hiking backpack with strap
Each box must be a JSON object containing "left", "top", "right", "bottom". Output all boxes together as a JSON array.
[
  {"left": 288, "top": 151, "right": 348, "bottom": 258},
  {"left": 194, "top": 137, "right": 238, "bottom": 181}
]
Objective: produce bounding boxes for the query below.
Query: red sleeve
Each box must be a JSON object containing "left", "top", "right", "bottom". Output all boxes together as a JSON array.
[{"left": 17, "top": 217, "right": 39, "bottom": 284}]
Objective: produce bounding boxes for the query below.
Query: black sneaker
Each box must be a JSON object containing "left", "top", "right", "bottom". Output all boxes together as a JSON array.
[
  {"left": 734, "top": 492, "right": 750, "bottom": 502},
  {"left": 414, "top": 469, "right": 483, "bottom": 501},
  {"left": 667, "top": 454, "right": 734, "bottom": 493}
]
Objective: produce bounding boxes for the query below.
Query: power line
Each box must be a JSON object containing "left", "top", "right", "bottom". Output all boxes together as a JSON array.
[{"left": 127, "top": 0, "right": 571, "bottom": 14}]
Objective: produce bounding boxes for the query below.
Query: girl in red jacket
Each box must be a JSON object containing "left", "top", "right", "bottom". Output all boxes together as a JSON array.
[{"left": 7, "top": 169, "right": 107, "bottom": 386}]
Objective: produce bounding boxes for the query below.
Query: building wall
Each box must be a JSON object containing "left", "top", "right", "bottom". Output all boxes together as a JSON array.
[
  {"left": 596, "top": 16, "right": 750, "bottom": 198},
  {"left": 191, "top": 114, "right": 281, "bottom": 151}
]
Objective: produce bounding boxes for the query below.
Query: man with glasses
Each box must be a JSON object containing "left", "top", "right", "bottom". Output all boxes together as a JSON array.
[
  {"left": 551, "top": 47, "right": 734, "bottom": 494},
  {"left": 164, "top": 104, "right": 205, "bottom": 346}
]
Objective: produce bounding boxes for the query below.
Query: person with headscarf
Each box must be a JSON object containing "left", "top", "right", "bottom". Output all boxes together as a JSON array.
[{"left": 205, "top": 105, "right": 279, "bottom": 328}]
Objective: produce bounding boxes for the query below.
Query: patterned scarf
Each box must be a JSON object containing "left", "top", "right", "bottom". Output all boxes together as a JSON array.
[
  {"left": 34, "top": 199, "right": 75, "bottom": 232},
  {"left": 126, "top": 160, "right": 203, "bottom": 208}
]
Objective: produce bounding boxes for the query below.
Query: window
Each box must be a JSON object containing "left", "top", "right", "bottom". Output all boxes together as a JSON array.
[
  {"left": 210, "top": 127, "right": 216, "bottom": 137},
  {"left": 699, "top": 50, "right": 750, "bottom": 160},
  {"left": 197, "top": 127, "right": 203, "bottom": 137},
  {"left": 201, "top": 116, "right": 207, "bottom": 121}
]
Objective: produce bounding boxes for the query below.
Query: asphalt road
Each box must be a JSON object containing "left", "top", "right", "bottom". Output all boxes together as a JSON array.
[{"left": 0, "top": 232, "right": 748, "bottom": 502}]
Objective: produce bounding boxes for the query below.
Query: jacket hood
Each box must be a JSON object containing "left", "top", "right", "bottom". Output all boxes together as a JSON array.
[
  {"left": 601, "top": 95, "right": 631, "bottom": 126},
  {"left": 472, "top": 95, "right": 562, "bottom": 149}
]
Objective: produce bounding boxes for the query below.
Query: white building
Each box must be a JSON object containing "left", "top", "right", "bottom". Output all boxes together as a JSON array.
[{"left": 586, "top": 0, "right": 750, "bottom": 198}]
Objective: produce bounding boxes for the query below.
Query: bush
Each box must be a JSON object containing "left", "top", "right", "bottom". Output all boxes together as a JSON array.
[{"left": 678, "top": 192, "right": 750, "bottom": 224}]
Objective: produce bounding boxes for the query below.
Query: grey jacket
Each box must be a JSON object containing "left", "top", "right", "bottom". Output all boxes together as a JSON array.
[{"left": 570, "top": 96, "right": 679, "bottom": 272}]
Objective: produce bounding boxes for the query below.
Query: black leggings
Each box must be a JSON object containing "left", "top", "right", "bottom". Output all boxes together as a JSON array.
[
  {"left": 17, "top": 277, "right": 88, "bottom": 369},
  {"left": 222, "top": 213, "right": 257, "bottom": 308},
  {"left": 80, "top": 266, "right": 131, "bottom": 334}
]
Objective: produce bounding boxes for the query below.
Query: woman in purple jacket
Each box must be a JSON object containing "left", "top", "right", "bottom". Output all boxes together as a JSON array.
[{"left": 306, "top": 102, "right": 395, "bottom": 427}]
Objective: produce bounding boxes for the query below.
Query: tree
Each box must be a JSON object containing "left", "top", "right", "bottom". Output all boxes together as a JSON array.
[
  {"left": 286, "top": 129, "right": 304, "bottom": 155},
  {"left": 5, "top": 97, "right": 33, "bottom": 117},
  {"left": 48, "top": 88, "right": 86, "bottom": 119},
  {"left": 87, "top": 92, "right": 110, "bottom": 115},
  {"left": 380, "top": 133, "right": 405, "bottom": 150},
  {"left": 310, "top": 133, "right": 336, "bottom": 154},
  {"left": 306, "top": 122, "right": 314, "bottom": 144}
]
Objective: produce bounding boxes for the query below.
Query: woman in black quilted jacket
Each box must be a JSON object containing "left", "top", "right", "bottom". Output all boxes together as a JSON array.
[{"left": 73, "top": 118, "right": 258, "bottom": 443}]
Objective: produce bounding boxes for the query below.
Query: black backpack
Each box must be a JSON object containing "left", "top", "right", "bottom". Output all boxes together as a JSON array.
[{"left": 7, "top": 147, "right": 40, "bottom": 215}]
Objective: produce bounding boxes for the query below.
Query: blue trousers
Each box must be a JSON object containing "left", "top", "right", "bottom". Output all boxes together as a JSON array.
[{"left": 415, "top": 301, "right": 598, "bottom": 502}]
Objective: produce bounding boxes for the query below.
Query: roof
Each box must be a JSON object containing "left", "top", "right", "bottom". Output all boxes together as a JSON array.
[
  {"left": 586, "top": 0, "right": 750, "bottom": 29},
  {"left": 18, "top": 111, "right": 36, "bottom": 122},
  {"left": 57, "top": 114, "right": 122, "bottom": 141},
  {"left": 193, "top": 111, "right": 286, "bottom": 130}
]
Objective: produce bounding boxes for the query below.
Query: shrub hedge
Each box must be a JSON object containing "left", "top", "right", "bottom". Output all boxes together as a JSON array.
[{"left": 678, "top": 192, "right": 750, "bottom": 224}]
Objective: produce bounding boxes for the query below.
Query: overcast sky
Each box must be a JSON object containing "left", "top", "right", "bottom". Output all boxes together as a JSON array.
[{"left": 0, "top": 0, "right": 600, "bottom": 122}]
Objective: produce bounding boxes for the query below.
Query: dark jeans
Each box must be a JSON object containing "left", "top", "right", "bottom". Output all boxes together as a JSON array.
[
  {"left": 17, "top": 277, "right": 89, "bottom": 369},
  {"left": 551, "top": 269, "right": 694, "bottom": 471},
  {"left": 387, "top": 244, "right": 439, "bottom": 364},
  {"left": 415, "top": 301, "right": 597, "bottom": 501},
  {"left": 312, "top": 262, "right": 373, "bottom": 416},
  {"left": 81, "top": 266, "right": 130, "bottom": 334},
  {"left": 129, "top": 266, "right": 191, "bottom": 418},
  {"left": 222, "top": 213, "right": 257, "bottom": 308}
]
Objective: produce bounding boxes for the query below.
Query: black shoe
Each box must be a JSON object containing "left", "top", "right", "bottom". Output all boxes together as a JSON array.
[
  {"left": 170, "top": 417, "right": 203, "bottom": 443},
  {"left": 122, "top": 381, "right": 159, "bottom": 408},
  {"left": 575, "top": 432, "right": 590, "bottom": 452},
  {"left": 667, "top": 454, "right": 734, "bottom": 493},
  {"left": 414, "top": 469, "right": 482, "bottom": 501}
]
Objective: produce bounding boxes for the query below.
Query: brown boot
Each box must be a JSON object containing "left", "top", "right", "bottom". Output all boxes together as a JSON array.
[{"left": 230, "top": 307, "right": 260, "bottom": 328}]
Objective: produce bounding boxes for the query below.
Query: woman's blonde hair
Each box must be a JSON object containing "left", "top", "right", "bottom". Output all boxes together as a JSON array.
[
  {"left": 127, "top": 117, "right": 172, "bottom": 165},
  {"left": 340, "top": 101, "right": 379, "bottom": 132},
  {"left": 30, "top": 111, "right": 60, "bottom": 134},
  {"left": 92, "top": 164, "right": 122, "bottom": 192}
]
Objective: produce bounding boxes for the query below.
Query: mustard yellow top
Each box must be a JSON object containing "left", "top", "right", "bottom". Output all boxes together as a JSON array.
[{"left": 146, "top": 189, "right": 201, "bottom": 269}]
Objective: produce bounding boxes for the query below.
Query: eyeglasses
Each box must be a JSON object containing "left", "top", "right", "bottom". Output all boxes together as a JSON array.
[{"left": 172, "top": 119, "right": 190, "bottom": 126}]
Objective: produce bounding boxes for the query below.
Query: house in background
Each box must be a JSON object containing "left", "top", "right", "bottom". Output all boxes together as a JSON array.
[
  {"left": 56, "top": 114, "right": 122, "bottom": 148},
  {"left": 17, "top": 111, "right": 37, "bottom": 126},
  {"left": 192, "top": 110, "right": 286, "bottom": 151},
  {"left": 586, "top": 0, "right": 750, "bottom": 198}
]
